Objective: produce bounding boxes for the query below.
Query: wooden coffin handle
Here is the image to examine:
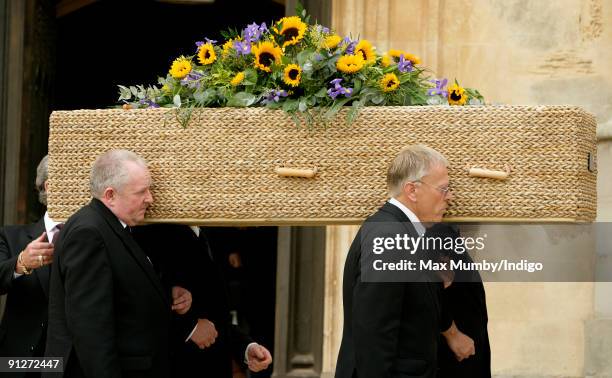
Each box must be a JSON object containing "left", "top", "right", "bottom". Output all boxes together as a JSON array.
[
  {"left": 275, "top": 167, "right": 318, "bottom": 178},
  {"left": 467, "top": 164, "right": 511, "bottom": 180}
]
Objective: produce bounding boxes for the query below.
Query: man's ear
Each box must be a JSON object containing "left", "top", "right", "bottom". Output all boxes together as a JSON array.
[
  {"left": 43, "top": 180, "right": 49, "bottom": 193},
  {"left": 102, "top": 187, "right": 116, "bottom": 203},
  {"left": 403, "top": 181, "right": 418, "bottom": 202}
]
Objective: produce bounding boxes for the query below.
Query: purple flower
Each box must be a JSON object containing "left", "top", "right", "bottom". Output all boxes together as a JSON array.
[
  {"left": 243, "top": 22, "right": 268, "bottom": 43},
  {"left": 316, "top": 25, "right": 330, "bottom": 34},
  {"left": 262, "top": 89, "right": 288, "bottom": 104},
  {"left": 342, "top": 37, "right": 357, "bottom": 55},
  {"left": 139, "top": 99, "right": 160, "bottom": 108},
  {"left": 181, "top": 72, "right": 203, "bottom": 89},
  {"left": 327, "top": 78, "right": 353, "bottom": 100},
  {"left": 195, "top": 38, "right": 217, "bottom": 51},
  {"left": 427, "top": 78, "right": 448, "bottom": 96},
  {"left": 233, "top": 40, "right": 252, "bottom": 56},
  {"left": 398, "top": 54, "right": 413, "bottom": 73}
]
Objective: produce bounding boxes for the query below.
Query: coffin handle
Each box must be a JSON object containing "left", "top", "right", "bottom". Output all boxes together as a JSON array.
[
  {"left": 275, "top": 167, "right": 318, "bottom": 178},
  {"left": 467, "top": 164, "right": 511, "bottom": 180}
]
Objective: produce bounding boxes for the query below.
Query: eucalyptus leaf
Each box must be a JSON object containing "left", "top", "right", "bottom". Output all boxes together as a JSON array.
[{"left": 227, "top": 92, "right": 257, "bottom": 107}]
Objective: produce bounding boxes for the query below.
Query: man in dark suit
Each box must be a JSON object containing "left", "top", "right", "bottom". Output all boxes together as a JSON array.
[
  {"left": 428, "top": 223, "right": 490, "bottom": 378},
  {"left": 133, "top": 224, "right": 273, "bottom": 378},
  {"left": 0, "top": 155, "right": 61, "bottom": 377},
  {"left": 45, "top": 149, "right": 191, "bottom": 378},
  {"left": 335, "top": 145, "right": 455, "bottom": 378}
]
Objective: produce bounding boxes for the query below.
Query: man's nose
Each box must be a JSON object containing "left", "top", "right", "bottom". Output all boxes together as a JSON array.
[{"left": 145, "top": 189, "right": 153, "bottom": 204}]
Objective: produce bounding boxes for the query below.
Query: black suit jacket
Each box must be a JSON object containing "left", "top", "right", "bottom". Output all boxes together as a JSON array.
[
  {"left": 427, "top": 224, "right": 491, "bottom": 378},
  {"left": 44, "top": 199, "right": 171, "bottom": 378},
  {"left": 0, "top": 219, "right": 50, "bottom": 374},
  {"left": 335, "top": 202, "right": 443, "bottom": 378},
  {"left": 132, "top": 224, "right": 252, "bottom": 378}
]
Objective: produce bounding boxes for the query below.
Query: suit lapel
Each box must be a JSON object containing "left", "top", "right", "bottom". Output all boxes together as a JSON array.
[
  {"left": 90, "top": 199, "right": 169, "bottom": 307},
  {"left": 28, "top": 218, "right": 52, "bottom": 298}
]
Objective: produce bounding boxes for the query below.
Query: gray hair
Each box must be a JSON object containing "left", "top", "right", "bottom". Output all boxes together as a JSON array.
[
  {"left": 90, "top": 149, "right": 148, "bottom": 199},
  {"left": 35, "top": 155, "right": 49, "bottom": 206},
  {"left": 387, "top": 144, "right": 448, "bottom": 197}
]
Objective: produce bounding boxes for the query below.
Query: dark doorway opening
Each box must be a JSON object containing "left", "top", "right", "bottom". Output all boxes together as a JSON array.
[
  {"left": 205, "top": 226, "right": 278, "bottom": 378},
  {"left": 54, "top": 0, "right": 285, "bottom": 110}
]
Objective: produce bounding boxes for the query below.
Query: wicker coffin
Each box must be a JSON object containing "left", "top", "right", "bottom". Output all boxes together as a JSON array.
[{"left": 47, "top": 106, "right": 597, "bottom": 224}]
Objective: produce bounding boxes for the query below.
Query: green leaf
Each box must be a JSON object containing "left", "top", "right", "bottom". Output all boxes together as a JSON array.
[
  {"left": 315, "top": 87, "right": 328, "bottom": 98},
  {"left": 226, "top": 92, "right": 257, "bottom": 107},
  {"left": 298, "top": 99, "right": 308, "bottom": 112},
  {"left": 173, "top": 94, "right": 182, "bottom": 107}
]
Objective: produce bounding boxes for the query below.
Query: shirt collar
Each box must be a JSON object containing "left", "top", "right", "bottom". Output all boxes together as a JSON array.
[
  {"left": 43, "top": 211, "right": 61, "bottom": 234},
  {"left": 190, "top": 226, "right": 200, "bottom": 237},
  {"left": 118, "top": 219, "right": 127, "bottom": 229},
  {"left": 388, "top": 198, "right": 426, "bottom": 236}
]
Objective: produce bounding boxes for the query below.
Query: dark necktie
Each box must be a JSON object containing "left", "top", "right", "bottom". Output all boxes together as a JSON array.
[{"left": 51, "top": 223, "right": 64, "bottom": 244}]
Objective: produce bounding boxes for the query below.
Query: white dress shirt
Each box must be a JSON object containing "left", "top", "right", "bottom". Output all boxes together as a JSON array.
[
  {"left": 388, "top": 198, "right": 426, "bottom": 236},
  {"left": 13, "top": 211, "right": 61, "bottom": 279}
]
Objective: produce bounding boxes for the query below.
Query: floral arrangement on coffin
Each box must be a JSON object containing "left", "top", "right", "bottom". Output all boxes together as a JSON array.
[{"left": 118, "top": 6, "right": 484, "bottom": 125}]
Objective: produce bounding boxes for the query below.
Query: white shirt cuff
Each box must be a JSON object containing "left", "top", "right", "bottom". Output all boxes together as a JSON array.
[
  {"left": 244, "top": 342, "right": 258, "bottom": 364},
  {"left": 185, "top": 323, "right": 198, "bottom": 343},
  {"left": 13, "top": 272, "right": 23, "bottom": 279}
]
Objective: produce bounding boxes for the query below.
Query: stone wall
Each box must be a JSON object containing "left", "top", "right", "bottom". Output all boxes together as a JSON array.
[{"left": 325, "top": 1, "right": 612, "bottom": 377}]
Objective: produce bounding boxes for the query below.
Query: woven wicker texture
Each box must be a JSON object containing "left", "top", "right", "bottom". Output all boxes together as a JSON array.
[{"left": 47, "top": 106, "right": 597, "bottom": 224}]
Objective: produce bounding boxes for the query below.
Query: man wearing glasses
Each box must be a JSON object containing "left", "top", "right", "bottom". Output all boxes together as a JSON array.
[{"left": 335, "top": 144, "right": 469, "bottom": 378}]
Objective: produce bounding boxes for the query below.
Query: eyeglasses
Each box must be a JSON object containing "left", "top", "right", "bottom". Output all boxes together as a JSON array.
[{"left": 416, "top": 180, "right": 452, "bottom": 197}]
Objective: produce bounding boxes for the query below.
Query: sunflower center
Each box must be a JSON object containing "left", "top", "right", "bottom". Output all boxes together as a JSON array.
[
  {"left": 204, "top": 51, "right": 211, "bottom": 59},
  {"left": 450, "top": 91, "right": 462, "bottom": 101},
  {"left": 259, "top": 52, "right": 275, "bottom": 67},
  {"left": 358, "top": 49, "right": 367, "bottom": 60},
  {"left": 387, "top": 80, "right": 396, "bottom": 88},
  {"left": 282, "top": 27, "right": 299, "bottom": 40},
  {"left": 289, "top": 69, "right": 299, "bottom": 80}
]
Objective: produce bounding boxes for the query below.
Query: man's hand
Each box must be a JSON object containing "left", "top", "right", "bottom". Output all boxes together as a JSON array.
[
  {"left": 190, "top": 318, "right": 218, "bottom": 349},
  {"left": 171, "top": 286, "right": 192, "bottom": 315},
  {"left": 246, "top": 343, "right": 273, "bottom": 372},
  {"left": 16, "top": 232, "right": 54, "bottom": 273},
  {"left": 442, "top": 322, "right": 475, "bottom": 361}
]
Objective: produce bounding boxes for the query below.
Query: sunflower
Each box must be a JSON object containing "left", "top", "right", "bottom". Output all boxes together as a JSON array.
[
  {"left": 222, "top": 37, "right": 238, "bottom": 57},
  {"left": 277, "top": 16, "right": 307, "bottom": 48},
  {"left": 354, "top": 40, "right": 376, "bottom": 64},
  {"left": 323, "top": 34, "right": 342, "bottom": 49},
  {"left": 402, "top": 52, "right": 421, "bottom": 65},
  {"left": 386, "top": 49, "right": 421, "bottom": 65},
  {"left": 381, "top": 73, "right": 400, "bottom": 92},
  {"left": 447, "top": 82, "right": 467, "bottom": 105},
  {"left": 283, "top": 64, "right": 302, "bottom": 87},
  {"left": 197, "top": 43, "right": 217, "bottom": 65},
  {"left": 230, "top": 72, "right": 245, "bottom": 86},
  {"left": 252, "top": 41, "right": 283, "bottom": 72},
  {"left": 336, "top": 54, "right": 364, "bottom": 74},
  {"left": 169, "top": 56, "right": 192, "bottom": 79},
  {"left": 381, "top": 54, "right": 391, "bottom": 67}
]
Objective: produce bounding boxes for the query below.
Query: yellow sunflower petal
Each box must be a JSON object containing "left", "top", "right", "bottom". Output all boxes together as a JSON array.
[
  {"left": 336, "top": 54, "right": 364, "bottom": 74},
  {"left": 381, "top": 73, "right": 400, "bottom": 92},
  {"left": 169, "top": 56, "right": 192, "bottom": 79},
  {"left": 231, "top": 72, "right": 245, "bottom": 86},
  {"left": 197, "top": 43, "right": 217, "bottom": 65},
  {"left": 355, "top": 40, "right": 376, "bottom": 64},
  {"left": 252, "top": 41, "right": 283, "bottom": 72},
  {"left": 277, "top": 16, "right": 307, "bottom": 48},
  {"left": 283, "top": 64, "right": 302, "bottom": 87},
  {"left": 447, "top": 82, "right": 468, "bottom": 105}
]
